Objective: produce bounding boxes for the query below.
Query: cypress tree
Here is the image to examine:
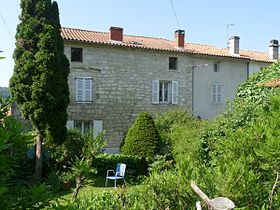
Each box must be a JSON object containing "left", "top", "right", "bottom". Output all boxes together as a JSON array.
[{"left": 10, "top": 0, "right": 70, "bottom": 180}]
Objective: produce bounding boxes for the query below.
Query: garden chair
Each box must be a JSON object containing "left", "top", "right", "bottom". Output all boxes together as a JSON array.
[
  {"left": 105, "top": 163, "right": 126, "bottom": 188},
  {"left": 191, "top": 181, "right": 235, "bottom": 210}
]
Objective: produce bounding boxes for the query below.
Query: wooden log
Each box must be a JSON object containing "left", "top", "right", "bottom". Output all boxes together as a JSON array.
[{"left": 191, "top": 181, "right": 235, "bottom": 210}]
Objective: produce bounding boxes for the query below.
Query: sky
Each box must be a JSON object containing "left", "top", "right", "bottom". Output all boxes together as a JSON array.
[{"left": 1, "top": 0, "right": 280, "bottom": 87}]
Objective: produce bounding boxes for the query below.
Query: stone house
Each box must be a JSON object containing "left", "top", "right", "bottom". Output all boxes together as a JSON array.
[{"left": 61, "top": 26, "right": 278, "bottom": 153}]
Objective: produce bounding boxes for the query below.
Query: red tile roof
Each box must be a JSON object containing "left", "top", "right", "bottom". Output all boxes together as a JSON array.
[
  {"left": 61, "top": 27, "right": 275, "bottom": 63},
  {"left": 264, "top": 79, "right": 280, "bottom": 87}
]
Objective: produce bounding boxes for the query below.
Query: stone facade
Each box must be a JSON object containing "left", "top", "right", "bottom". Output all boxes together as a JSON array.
[
  {"left": 59, "top": 26, "right": 278, "bottom": 152},
  {"left": 64, "top": 43, "right": 193, "bottom": 152}
]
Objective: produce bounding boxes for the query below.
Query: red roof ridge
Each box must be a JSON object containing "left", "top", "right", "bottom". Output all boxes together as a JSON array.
[
  {"left": 240, "top": 49, "right": 267, "bottom": 54},
  {"left": 62, "top": 27, "right": 173, "bottom": 42},
  {"left": 186, "top": 42, "right": 217, "bottom": 48},
  {"left": 62, "top": 26, "right": 107, "bottom": 35}
]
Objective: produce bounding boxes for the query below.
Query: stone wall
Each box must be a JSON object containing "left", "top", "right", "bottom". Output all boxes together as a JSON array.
[{"left": 64, "top": 42, "right": 193, "bottom": 152}]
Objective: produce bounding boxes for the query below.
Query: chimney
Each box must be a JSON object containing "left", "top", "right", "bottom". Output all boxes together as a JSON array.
[
  {"left": 175, "top": 30, "right": 185, "bottom": 49},
  {"left": 109, "top": 26, "right": 123, "bottom": 42},
  {"left": 229, "top": 36, "right": 240, "bottom": 55},
  {"left": 269, "top": 39, "right": 279, "bottom": 60}
]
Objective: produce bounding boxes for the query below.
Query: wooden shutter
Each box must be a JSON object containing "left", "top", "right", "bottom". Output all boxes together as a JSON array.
[
  {"left": 172, "top": 80, "right": 179, "bottom": 104},
  {"left": 152, "top": 80, "right": 159, "bottom": 104},
  {"left": 212, "top": 83, "right": 217, "bottom": 103},
  {"left": 212, "top": 83, "right": 222, "bottom": 104},
  {"left": 84, "top": 78, "right": 93, "bottom": 102},
  {"left": 76, "top": 78, "right": 83, "bottom": 102},
  {"left": 66, "top": 120, "right": 74, "bottom": 129},
  {"left": 217, "top": 84, "right": 221, "bottom": 103}
]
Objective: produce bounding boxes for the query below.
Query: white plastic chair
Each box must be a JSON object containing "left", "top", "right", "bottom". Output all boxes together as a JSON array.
[{"left": 105, "top": 163, "right": 126, "bottom": 188}]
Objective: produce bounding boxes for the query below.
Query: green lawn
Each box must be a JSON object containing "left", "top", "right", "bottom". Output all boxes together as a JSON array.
[{"left": 51, "top": 176, "right": 133, "bottom": 206}]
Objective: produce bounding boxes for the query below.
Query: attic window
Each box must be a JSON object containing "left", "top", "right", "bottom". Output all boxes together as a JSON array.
[
  {"left": 169, "top": 57, "right": 178, "bottom": 70},
  {"left": 71, "top": 47, "right": 83, "bottom": 62}
]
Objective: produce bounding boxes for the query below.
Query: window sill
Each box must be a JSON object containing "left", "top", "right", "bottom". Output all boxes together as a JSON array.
[{"left": 75, "top": 101, "right": 93, "bottom": 104}]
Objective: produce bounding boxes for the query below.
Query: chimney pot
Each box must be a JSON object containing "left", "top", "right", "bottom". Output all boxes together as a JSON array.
[
  {"left": 229, "top": 36, "right": 240, "bottom": 55},
  {"left": 109, "top": 26, "right": 123, "bottom": 42},
  {"left": 269, "top": 39, "right": 279, "bottom": 60},
  {"left": 175, "top": 30, "right": 185, "bottom": 49}
]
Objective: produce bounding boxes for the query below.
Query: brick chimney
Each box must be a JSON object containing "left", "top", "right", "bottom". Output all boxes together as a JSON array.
[
  {"left": 269, "top": 39, "right": 279, "bottom": 60},
  {"left": 229, "top": 36, "right": 240, "bottom": 55},
  {"left": 174, "top": 30, "right": 185, "bottom": 49},
  {"left": 109, "top": 26, "right": 123, "bottom": 42}
]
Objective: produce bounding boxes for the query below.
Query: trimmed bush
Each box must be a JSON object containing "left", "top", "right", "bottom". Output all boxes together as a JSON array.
[
  {"left": 92, "top": 154, "right": 148, "bottom": 177},
  {"left": 121, "top": 112, "right": 160, "bottom": 158}
]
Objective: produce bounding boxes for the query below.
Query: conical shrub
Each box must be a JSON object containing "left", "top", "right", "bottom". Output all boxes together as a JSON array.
[{"left": 121, "top": 112, "right": 160, "bottom": 158}]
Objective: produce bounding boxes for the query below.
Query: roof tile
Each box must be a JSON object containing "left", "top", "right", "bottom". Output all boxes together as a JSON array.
[{"left": 61, "top": 27, "right": 275, "bottom": 63}]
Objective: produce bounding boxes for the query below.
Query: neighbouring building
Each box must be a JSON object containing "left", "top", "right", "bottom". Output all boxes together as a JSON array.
[{"left": 59, "top": 27, "right": 278, "bottom": 153}]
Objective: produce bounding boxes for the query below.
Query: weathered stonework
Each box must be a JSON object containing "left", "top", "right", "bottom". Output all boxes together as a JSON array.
[{"left": 64, "top": 43, "right": 192, "bottom": 152}]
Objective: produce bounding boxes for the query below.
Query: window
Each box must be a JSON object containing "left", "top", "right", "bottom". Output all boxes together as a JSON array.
[
  {"left": 152, "top": 80, "right": 178, "bottom": 104},
  {"left": 159, "top": 81, "right": 172, "bottom": 103},
  {"left": 213, "top": 62, "right": 219, "bottom": 72},
  {"left": 75, "top": 77, "right": 93, "bottom": 103},
  {"left": 212, "top": 83, "right": 222, "bottom": 104},
  {"left": 74, "top": 121, "right": 92, "bottom": 135},
  {"left": 71, "top": 47, "right": 83, "bottom": 62},
  {"left": 169, "top": 57, "right": 178, "bottom": 70}
]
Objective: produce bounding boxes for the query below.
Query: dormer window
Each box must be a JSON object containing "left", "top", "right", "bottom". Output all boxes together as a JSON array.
[
  {"left": 71, "top": 47, "right": 83, "bottom": 62},
  {"left": 169, "top": 57, "right": 178, "bottom": 70}
]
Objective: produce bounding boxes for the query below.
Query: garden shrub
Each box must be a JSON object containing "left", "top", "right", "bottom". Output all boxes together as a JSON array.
[
  {"left": 121, "top": 112, "right": 160, "bottom": 158},
  {"left": 154, "top": 108, "right": 198, "bottom": 156},
  {"left": 92, "top": 153, "right": 148, "bottom": 177},
  {"left": 49, "top": 129, "right": 85, "bottom": 171},
  {"left": 194, "top": 62, "right": 280, "bottom": 209}
]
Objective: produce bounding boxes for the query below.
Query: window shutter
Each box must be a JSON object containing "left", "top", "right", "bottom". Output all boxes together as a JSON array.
[
  {"left": 94, "top": 120, "right": 103, "bottom": 139},
  {"left": 212, "top": 83, "right": 217, "bottom": 103},
  {"left": 66, "top": 120, "right": 74, "bottom": 129},
  {"left": 172, "top": 80, "right": 179, "bottom": 104},
  {"left": 217, "top": 84, "right": 221, "bottom": 103},
  {"left": 212, "top": 83, "right": 222, "bottom": 104},
  {"left": 152, "top": 80, "right": 159, "bottom": 104},
  {"left": 84, "top": 78, "right": 92, "bottom": 102},
  {"left": 76, "top": 78, "right": 83, "bottom": 102}
]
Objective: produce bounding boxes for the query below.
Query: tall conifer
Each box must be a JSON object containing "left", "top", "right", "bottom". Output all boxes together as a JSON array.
[{"left": 10, "top": 0, "right": 70, "bottom": 180}]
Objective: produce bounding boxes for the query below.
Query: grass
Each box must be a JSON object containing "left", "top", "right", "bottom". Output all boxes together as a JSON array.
[{"left": 51, "top": 176, "right": 135, "bottom": 207}]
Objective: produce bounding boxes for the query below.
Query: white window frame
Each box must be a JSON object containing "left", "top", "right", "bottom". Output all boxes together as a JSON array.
[
  {"left": 152, "top": 80, "right": 178, "bottom": 105},
  {"left": 75, "top": 77, "right": 93, "bottom": 103},
  {"left": 74, "top": 120, "right": 93, "bottom": 135},
  {"left": 212, "top": 82, "right": 222, "bottom": 104}
]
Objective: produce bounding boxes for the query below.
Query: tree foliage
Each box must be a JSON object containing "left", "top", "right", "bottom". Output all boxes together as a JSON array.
[
  {"left": 10, "top": 0, "right": 69, "bottom": 145},
  {"left": 195, "top": 62, "right": 280, "bottom": 208},
  {"left": 122, "top": 112, "right": 160, "bottom": 158},
  {"left": 0, "top": 96, "right": 33, "bottom": 207}
]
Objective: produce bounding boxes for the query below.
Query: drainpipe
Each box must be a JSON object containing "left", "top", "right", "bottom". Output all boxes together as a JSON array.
[{"left": 246, "top": 62, "right": 250, "bottom": 80}]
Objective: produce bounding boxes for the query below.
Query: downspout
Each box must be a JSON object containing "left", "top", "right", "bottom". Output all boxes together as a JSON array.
[
  {"left": 246, "top": 62, "right": 250, "bottom": 80},
  {"left": 191, "top": 66, "right": 195, "bottom": 115}
]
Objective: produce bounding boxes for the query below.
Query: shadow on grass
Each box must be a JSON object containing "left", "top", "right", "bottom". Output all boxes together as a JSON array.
[{"left": 49, "top": 175, "right": 142, "bottom": 208}]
